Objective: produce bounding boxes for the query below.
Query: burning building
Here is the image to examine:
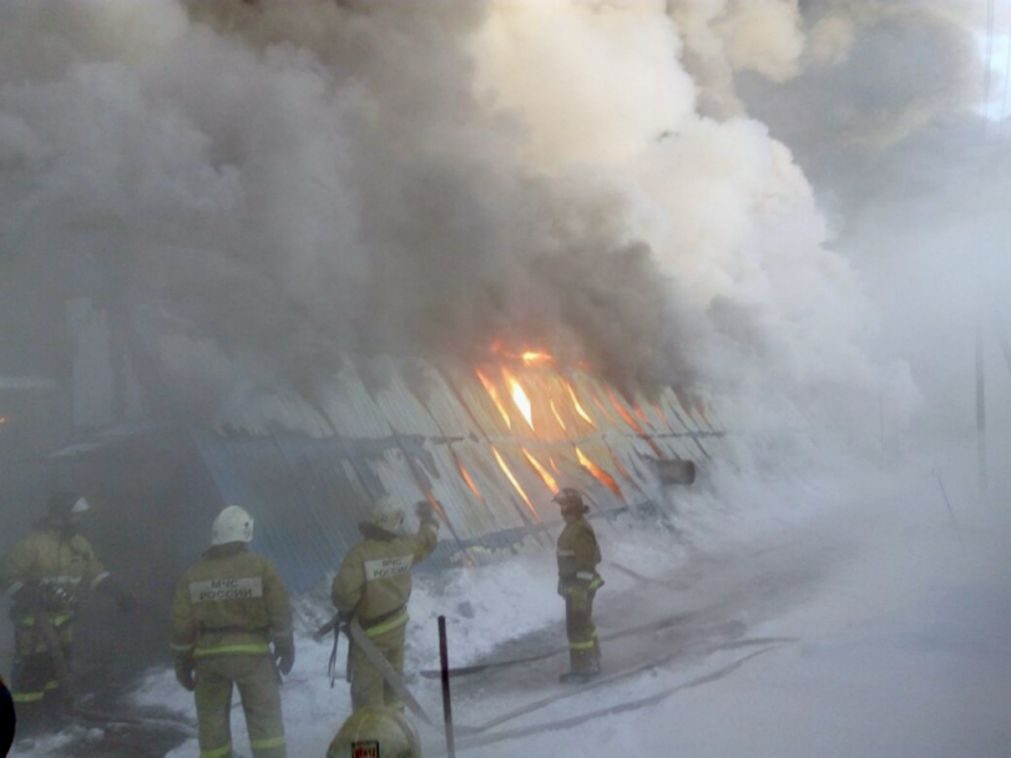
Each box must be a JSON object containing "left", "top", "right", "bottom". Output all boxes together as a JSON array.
[{"left": 36, "top": 328, "right": 717, "bottom": 595}]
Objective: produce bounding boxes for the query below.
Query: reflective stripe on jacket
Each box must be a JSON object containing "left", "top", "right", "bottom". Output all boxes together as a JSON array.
[
  {"left": 170, "top": 543, "right": 292, "bottom": 659},
  {"left": 557, "top": 516, "right": 603, "bottom": 595},
  {"left": 331, "top": 521, "right": 438, "bottom": 624},
  {"left": 0, "top": 527, "right": 108, "bottom": 618}
]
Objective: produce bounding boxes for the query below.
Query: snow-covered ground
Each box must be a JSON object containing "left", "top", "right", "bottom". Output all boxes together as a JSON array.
[{"left": 5, "top": 444, "right": 974, "bottom": 757}]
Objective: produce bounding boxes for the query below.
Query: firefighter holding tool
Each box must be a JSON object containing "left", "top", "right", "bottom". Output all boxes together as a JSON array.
[{"left": 331, "top": 499, "right": 439, "bottom": 711}]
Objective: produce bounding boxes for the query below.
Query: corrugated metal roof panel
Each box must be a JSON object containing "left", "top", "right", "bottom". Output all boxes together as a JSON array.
[{"left": 181, "top": 353, "right": 728, "bottom": 593}]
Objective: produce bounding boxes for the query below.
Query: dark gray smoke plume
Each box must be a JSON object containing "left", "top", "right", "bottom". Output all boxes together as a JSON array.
[{"left": 0, "top": 0, "right": 942, "bottom": 434}]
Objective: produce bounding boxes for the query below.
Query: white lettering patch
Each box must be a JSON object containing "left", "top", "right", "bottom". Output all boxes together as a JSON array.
[
  {"left": 190, "top": 577, "right": 263, "bottom": 603},
  {"left": 363, "top": 555, "right": 413, "bottom": 581}
]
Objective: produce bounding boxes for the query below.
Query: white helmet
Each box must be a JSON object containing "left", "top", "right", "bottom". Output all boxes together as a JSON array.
[
  {"left": 369, "top": 508, "right": 405, "bottom": 535},
  {"left": 211, "top": 505, "right": 254, "bottom": 546}
]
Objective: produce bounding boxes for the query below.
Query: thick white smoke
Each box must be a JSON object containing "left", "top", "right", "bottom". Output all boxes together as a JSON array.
[{"left": 0, "top": 0, "right": 924, "bottom": 443}]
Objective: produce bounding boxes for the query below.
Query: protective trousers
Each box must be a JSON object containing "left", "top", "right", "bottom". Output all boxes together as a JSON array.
[
  {"left": 349, "top": 623, "right": 406, "bottom": 711},
  {"left": 194, "top": 654, "right": 285, "bottom": 758},
  {"left": 565, "top": 589, "right": 600, "bottom": 674},
  {"left": 10, "top": 616, "right": 73, "bottom": 704}
]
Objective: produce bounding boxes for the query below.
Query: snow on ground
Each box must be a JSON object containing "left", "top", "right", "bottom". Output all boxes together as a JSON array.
[
  {"left": 461, "top": 462, "right": 1011, "bottom": 757},
  {"left": 20, "top": 441, "right": 1001, "bottom": 758}
]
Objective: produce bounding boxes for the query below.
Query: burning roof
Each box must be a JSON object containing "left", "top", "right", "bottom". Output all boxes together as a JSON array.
[{"left": 193, "top": 349, "right": 722, "bottom": 591}]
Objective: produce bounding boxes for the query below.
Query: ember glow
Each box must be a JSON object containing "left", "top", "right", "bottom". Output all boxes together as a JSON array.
[
  {"left": 521, "top": 447, "right": 559, "bottom": 492},
  {"left": 502, "top": 367, "right": 533, "bottom": 428},
  {"left": 520, "top": 350, "right": 553, "bottom": 366},
  {"left": 550, "top": 399, "right": 567, "bottom": 431},
  {"left": 455, "top": 456, "right": 483, "bottom": 502},
  {"left": 576, "top": 446, "right": 624, "bottom": 500},
  {"left": 564, "top": 380, "right": 595, "bottom": 426},
  {"left": 491, "top": 445, "right": 540, "bottom": 520},
  {"left": 633, "top": 404, "right": 651, "bottom": 428},
  {"left": 476, "top": 368, "right": 511, "bottom": 429},
  {"left": 608, "top": 388, "right": 646, "bottom": 434}
]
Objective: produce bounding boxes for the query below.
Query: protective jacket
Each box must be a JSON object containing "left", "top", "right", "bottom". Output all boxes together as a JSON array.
[
  {"left": 332, "top": 517, "right": 438, "bottom": 709},
  {"left": 170, "top": 543, "right": 292, "bottom": 661},
  {"left": 557, "top": 512, "right": 603, "bottom": 678},
  {"left": 172, "top": 542, "right": 292, "bottom": 758},
  {"left": 1, "top": 521, "right": 112, "bottom": 704},
  {"left": 331, "top": 520, "right": 438, "bottom": 637},
  {"left": 556, "top": 515, "right": 603, "bottom": 596},
  {"left": 1, "top": 523, "right": 110, "bottom": 621}
]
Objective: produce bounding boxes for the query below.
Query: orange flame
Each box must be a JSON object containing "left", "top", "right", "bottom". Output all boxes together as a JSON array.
[
  {"left": 521, "top": 351, "right": 554, "bottom": 366},
  {"left": 455, "top": 457, "right": 483, "bottom": 501},
  {"left": 522, "top": 447, "right": 558, "bottom": 492},
  {"left": 610, "top": 451, "right": 633, "bottom": 482},
  {"left": 633, "top": 404, "right": 651, "bottom": 427},
  {"left": 492, "top": 446, "right": 540, "bottom": 520},
  {"left": 502, "top": 368, "right": 533, "bottom": 429},
  {"left": 576, "top": 446, "right": 624, "bottom": 500},
  {"left": 476, "top": 368, "right": 511, "bottom": 429},
  {"left": 564, "top": 380, "right": 594, "bottom": 426},
  {"left": 550, "top": 399, "right": 567, "bottom": 431},
  {"left": 608, "top": 389, "right": 646, "bottom": 434},
  {"left": 549, "top": 456, "right": 560, "bottom": 474},
  {"left": 609, "top": 390, "right": 665, "bottom": 457},
  {"left": 489, "top": 341, "right": 554, "bottom": 367}
]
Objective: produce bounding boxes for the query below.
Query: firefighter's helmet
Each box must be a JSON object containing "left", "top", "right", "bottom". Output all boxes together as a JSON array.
[
  {"left": 553, "top": 487, "right": 587, "bottom": 514},
  {"left": 327, "top": 705, "right": 421, "bottom": 758},
  {"left": 368, "top": 507, "right": 405, "bottom": 535},
  {"left": 211, "top": 505, "right": 255, "bottom": 546}
]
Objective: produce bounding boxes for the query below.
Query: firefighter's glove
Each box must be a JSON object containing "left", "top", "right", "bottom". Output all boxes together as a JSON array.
[
  {"left": 274, "top": 641, "right": 295, "bottom": 675},
  {"left": 174, "top": 658, "right": 196, "bottom": 692},
  {"left": 415, "top": 500, "right": 436, "bottom": 524}
]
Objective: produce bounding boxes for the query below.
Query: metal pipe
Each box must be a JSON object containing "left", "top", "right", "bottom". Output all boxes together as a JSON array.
[{"left": 439, "top": 615, "right": 456, "bottom": 758}]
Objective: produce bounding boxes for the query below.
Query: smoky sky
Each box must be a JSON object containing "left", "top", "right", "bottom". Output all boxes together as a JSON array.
[{"left": 1, "top": 0, "right": 981, "bottom": 434}]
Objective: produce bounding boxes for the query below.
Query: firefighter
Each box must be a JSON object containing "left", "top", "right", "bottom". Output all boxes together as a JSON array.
[
  {"left": 554, "top": 488, "right": 603, "bottom": 682},
  {"left": 0, "top": 492, "right": 136, "bottom": 710},
  {"left": 326, "top": 705, "right": 421, "bottom": 757},
  {"left": 171, "top": 505, "right": 294, "bottom": 758},
  {"left": 332, "top": 499, "right": 439, "bottom": 711}
]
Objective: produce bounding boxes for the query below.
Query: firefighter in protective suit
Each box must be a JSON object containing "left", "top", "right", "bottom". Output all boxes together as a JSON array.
[
  {"left": 332, "top": 500, "right": 439, "bottom": 711},
  {"left": 0, "top": 492, "right": 136, "bottom": 709},
  {"left": 554, "top": 488, "right": 603, "bottom": 682},
  {"left": 171, "top": 505, "right": 294, "bottom": 758},
  {"left": 326, "top": 705, "right": 421, "bottom": 757}
]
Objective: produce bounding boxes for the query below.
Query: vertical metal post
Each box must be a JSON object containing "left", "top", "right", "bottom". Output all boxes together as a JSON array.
[
  {"left": 976, "top": 326, "right": 988, "bottom": 500},
  {"left": 438, "top": 615, "right": 456, "bottom": 758}
]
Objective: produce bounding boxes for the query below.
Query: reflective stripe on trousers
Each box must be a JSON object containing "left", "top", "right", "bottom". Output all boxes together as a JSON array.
[{"left": 194, "top": 643, "right": 271, "bottom": 658}]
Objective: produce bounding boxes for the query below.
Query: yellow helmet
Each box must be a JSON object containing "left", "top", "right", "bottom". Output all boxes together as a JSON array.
[{"left": 327, "top": 706, "right": 421, "bottom": 757}]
